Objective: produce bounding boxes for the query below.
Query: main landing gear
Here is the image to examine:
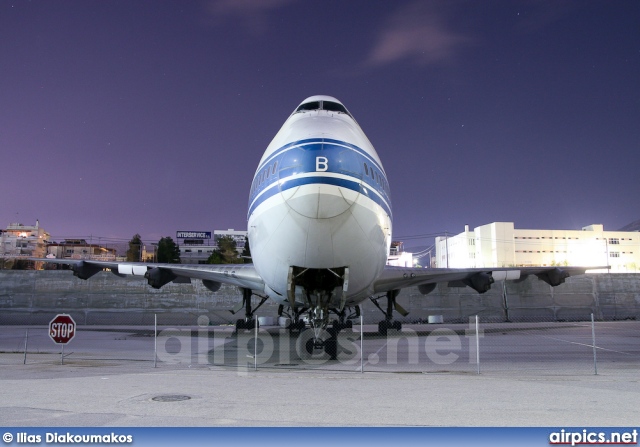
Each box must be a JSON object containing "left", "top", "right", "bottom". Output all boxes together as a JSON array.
[
  {"left": 370, "top": 290, "right": 407, "bottom": 336},
  {"left": 278, "top": 304, "right": 306, "bottom": 334},
  {"left": 232, "top": 288, "right": 268, "bottom": 331}
]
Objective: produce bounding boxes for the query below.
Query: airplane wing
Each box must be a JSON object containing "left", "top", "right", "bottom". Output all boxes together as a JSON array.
[
  {"left": 373, "top": 265, "right": 608, "bottom": 295},
  {"left": 32, "top": 258, "right": 265, "bottom": 292}
]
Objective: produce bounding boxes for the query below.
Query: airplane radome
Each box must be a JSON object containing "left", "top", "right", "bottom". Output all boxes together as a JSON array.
[{"left": 34, "top": 95, "right": 603, "bottom": 359}]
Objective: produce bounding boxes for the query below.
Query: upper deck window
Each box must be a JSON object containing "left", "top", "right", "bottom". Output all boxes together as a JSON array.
[{"left": 294, "top": 100, "right": 353, "bottom": 119}]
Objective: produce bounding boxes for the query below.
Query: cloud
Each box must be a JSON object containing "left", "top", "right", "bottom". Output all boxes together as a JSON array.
[
  {"left": 366, "top": 1, "right": 472, "bottom": 67},
  {"left": 206, "top": 0, "right": 297, "bottom": 35}
]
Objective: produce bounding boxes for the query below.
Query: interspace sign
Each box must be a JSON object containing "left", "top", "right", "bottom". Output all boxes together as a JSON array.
[
  {"left": 49, "top": 314, "right": 76, "bottom": 344},
  {"left": 176, "top": 231, "right": 211, "bottom": 239}
]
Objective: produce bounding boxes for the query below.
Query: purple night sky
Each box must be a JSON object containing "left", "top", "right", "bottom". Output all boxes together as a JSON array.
[{"left": 2, "top": 1, "right": 639, "bottom": 249}]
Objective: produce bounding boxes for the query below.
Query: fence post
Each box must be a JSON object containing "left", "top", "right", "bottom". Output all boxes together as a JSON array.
[
  {"left": 476, "top": 315, "right": 481, "bottom": 375},
  {"left": 23, "top": 328, "right": 28, "bottom": 365},
  {"left": 360, "top": 315, "right": 364, "bottom": 374},
  {"left": 154, "top": 314, "right": 157, "bottom": 368},
  {"left": 591, "top": 313, "right": 598, "bottom": 375},
  {"left": 502, "top": 281, "right": 510, "bottom": 322}
]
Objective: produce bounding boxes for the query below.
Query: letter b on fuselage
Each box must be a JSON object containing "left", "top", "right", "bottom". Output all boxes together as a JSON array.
[{"left": 316, "top": 156, "right": 328, "bottom": 172}]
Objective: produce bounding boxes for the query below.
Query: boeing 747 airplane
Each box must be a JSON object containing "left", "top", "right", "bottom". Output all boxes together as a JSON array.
[{"left": 35, "top": 95, "right": 604, "bottom": 357}]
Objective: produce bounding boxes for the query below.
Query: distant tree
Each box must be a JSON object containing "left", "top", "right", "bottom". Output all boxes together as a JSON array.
[
  {"left": 206, "top": 250, "right": 225, "bottom": 264},
  {"left": 126, "top": 234, "right": 142, "bottom": 262},
  {"left": 156, "top": 237, "right": 181, "bottom": 264},
  {"left": 241, "top": 237, "right": 251, "bottom": 263},
  {"left": 207, "top": 235, "right": 242, "bottom": 264}
]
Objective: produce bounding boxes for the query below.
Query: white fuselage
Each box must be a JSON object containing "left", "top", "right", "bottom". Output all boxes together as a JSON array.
[{"left": 247, "top": 96, "right": 392, "bottom": 307}]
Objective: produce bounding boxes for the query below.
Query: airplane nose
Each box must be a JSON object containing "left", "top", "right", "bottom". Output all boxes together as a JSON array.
[
  {"left": 278, "top": 164, "right": 360, "bottom": 219},
  {"left": 276, "top": 144, "right": 363, "bottom": 219}
]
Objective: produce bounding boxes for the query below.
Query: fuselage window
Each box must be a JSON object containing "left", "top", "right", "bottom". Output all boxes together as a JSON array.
[
  {"left": 364, "top": 163, "right": 369, "bottom": 176},
  {"left": 271, "top": 161, "right": 278, "bottom": 176}
]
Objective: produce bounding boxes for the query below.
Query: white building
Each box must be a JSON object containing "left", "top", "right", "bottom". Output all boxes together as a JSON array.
[
  {"left": 435, "top": 222, "right": 639, "bottom": 273},
  {"left": 214, "top": 229, "right": 248, "bottom": 254},
  {"left": 179, "top": 242, "right": 217, "bottom": 264},
  {"left": 0, "top": 221, "right": 50, "bottom": 260},
  {"left": 176, "top": 229, "right": 248, "bottom": 264},
  {"left": 387, "top": 241, "right": 414, "bottom": 267},
  {"left": 47, "top": 239, "right": 117, "bottom": 261},
  {"left": 176, "top": 231, "right": 216, "bottom": 264}
]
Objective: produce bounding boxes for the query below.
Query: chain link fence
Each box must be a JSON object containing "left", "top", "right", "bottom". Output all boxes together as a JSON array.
[
  {"left": 1, "top": 316, "right": 638, "bottom": 376},
  {"left": 1, "top": 270, "right": 639, "bottom": 374}
]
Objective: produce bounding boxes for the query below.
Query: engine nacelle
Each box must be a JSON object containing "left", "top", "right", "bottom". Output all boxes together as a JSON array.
[
  {"left": 145, "top": 267, "right": 176, "bottom": 289},
  {"left": 418, "top": 283, "right": 437, "bottom": 295},
  {"left": 202, "top": 279, "right": 222, "bottom": 292},
  {"left": 72, "top": 262, "right": 102, "bottom": 280},
  {"left": 463, "top": 272, "right": 494, "bottom": 294},
  {"left": 536, "top": 268, "right": 569, "bottom": 287}
]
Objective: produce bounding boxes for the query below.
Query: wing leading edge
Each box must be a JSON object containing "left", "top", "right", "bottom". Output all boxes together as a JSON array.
[
  {"left": 374, "top": 265, "right": 609, "bottom": 295},
  {"left": 31, "top": 258, "right": 265, "bottom": 292},
  {"left": 33, "top": 258, "right": 607, "bottom": 300}
]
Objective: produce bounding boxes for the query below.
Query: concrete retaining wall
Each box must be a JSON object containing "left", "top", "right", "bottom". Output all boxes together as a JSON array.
[{"left": 1, "top": 270, "right": 639, "bottom": 325}]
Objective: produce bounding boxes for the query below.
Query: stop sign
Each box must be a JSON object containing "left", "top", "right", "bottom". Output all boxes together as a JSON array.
[{"left": 49, "top": 314, "right": 76, "bottom": 344}]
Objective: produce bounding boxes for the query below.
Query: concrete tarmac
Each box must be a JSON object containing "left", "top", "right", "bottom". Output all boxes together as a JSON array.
[{"left": 1, "top": 322, "right": 638, "bottom": 427}]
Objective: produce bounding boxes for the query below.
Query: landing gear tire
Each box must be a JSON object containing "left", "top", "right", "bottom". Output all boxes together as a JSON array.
[
  {"left": 332, "top": 320, "right": 353, "bottom": 332},
  {"left": 305, "top": 337, "right": 315, "bottom": 356},
  {"left": 289, "top": 320, "right": 305, "bottom": 334},
  {"left": 378, "top": 320, "right": 401, "bottom": 336},
  {"left": 236, "top": 319, "right": 256, "bottom": 331},
  {"left": 299, "top": 329, "right": 337, "bottom": 360},
  {"left": 324, "top": 329, "right": 338, "bottom": 360}
]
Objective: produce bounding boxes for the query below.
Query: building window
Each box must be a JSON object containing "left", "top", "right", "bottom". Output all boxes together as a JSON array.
[
  {"left": 609, "top": 238, "right": 620, "bottom": 245},
  {"left": 610, "top": 252, "right": 620, "bottom": 258}
]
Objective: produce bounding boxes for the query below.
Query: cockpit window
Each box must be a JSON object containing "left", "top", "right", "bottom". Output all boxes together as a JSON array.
[
  {"left": 296, "top": 101, "right": 320, "bottom": 112},
  {"left": 294, "top": 100, "right": 354, "bottom": 119},
  {"left": 323, "top": 101, "right": 349, "bottom": 115}
]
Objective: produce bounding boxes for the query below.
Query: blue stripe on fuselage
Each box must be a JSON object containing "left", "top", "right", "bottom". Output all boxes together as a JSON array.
[{"left": 248, "top": 139, "right": 392, "bottom": 219}]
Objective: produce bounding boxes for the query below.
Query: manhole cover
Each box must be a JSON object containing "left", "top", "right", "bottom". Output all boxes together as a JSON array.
[{"left": 151, "top": 395, "right": 191, "bottom": 402}]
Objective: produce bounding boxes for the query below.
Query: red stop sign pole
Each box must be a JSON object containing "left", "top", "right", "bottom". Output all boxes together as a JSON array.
[{"left": 49, "top": 314, "right": 76, "bottom": 364}]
